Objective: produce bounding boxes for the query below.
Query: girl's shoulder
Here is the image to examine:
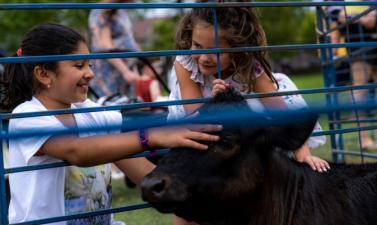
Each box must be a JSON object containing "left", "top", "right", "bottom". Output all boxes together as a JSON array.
[
  {"left": 272, "top": 72, "right": 299, "bottom": 91},
  {"left": 176, "top": 55, "right": 196, "bottom": 72},
  {"left": 175, "top": 55, "right": 206, "bottom": 86},
  {"left": 12, "top": 97, "right": 46, "bottom": 114}
]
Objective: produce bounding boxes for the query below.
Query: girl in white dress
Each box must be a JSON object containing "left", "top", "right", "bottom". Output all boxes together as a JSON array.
[{"left": 169, "top": 2, "right": 329, "bottom": 174}]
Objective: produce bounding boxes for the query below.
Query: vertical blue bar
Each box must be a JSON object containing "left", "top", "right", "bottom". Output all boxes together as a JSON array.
[
  {"left": 323, "top": 10, "right": 345, "bottom": 162},
  {"left": 0, "top": 116, "right": 8, "bottom": 225},
  {"left": 315, "top": 7, "right": 344, "bottom": 163},
  {"left": 211, "top": 6, "right": 222, "bottom": 79}
]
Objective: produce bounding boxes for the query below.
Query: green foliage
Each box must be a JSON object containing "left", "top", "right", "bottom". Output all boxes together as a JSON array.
[
  {"left": 0, "top": 0, "right": 97, "bottom": 54},
  {"left": 148, "top": 17, "right": 178, "bottom": 51},
  {"left": 258, "top": 6, "right": 317, "bottom": 59}
]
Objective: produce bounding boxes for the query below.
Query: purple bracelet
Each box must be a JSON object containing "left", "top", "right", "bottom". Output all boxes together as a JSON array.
[{"left": 139, "top": 128, "right": 156, "bottom": 156}]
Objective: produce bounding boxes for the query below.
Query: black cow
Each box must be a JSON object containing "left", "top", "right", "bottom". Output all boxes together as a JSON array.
[{"left": 141, "top": 89, "right": 377, "bottom": 225}]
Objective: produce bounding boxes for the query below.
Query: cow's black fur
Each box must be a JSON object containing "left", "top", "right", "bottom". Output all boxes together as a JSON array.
[{"left": 141, "top": 89, "right": 377, "bottom": 225}]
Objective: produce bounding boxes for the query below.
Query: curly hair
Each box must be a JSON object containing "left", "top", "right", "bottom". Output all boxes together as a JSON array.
[{"left": 175, "top": 0, "right": 277, "bottom": 92}]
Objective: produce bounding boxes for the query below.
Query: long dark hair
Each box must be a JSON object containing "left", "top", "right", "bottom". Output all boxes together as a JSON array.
[
  {"left": 0, "top": 23, "right": 86, "bottom": 111},
  {"left": 175, "top": 0, "right": 277, "bottom": 92}
]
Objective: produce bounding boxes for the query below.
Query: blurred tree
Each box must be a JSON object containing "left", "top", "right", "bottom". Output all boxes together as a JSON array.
[
  {"left": 0, "top": 0, "right": 98, "bottom": 54},
  {"left": 258, "top": 5, "right": 317, "bottom": 59}
]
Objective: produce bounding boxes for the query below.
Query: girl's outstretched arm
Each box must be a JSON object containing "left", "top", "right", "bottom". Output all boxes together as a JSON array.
[
  {"left": 38, "top": 124, "right": 222, "bottom": 167},
  {"left": 175, "top": 62, "right": 204, "bottom": 114}
]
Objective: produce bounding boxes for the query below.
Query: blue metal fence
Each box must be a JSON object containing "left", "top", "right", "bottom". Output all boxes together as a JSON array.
[{"left": 0, "top": 1, "right": 376, "bottom": 225}]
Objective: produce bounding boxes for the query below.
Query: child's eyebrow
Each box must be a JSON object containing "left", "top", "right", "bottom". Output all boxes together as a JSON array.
[{"left": 192, "top": 40, "right": 215, "bottom": 49}]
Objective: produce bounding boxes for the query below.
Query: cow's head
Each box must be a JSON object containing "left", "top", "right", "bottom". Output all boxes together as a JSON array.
[{"left": 141, "top": 89, "right": 317, "bottom": 224}]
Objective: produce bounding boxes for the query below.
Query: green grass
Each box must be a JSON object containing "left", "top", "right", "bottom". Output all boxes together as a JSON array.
[
  {"left": 290, "top": 73, "right": 377, "bottom": 163},
  {"left": 110, "top": 72, "right": 377, "bottom": 224},
  {"left": 112, "top": 179, "right": 172, "bottom": 225}
]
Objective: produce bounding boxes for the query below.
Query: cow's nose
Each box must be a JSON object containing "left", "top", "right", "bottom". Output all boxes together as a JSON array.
[{"left": 141, "top": 175, "right": 171, "bottom": 202}]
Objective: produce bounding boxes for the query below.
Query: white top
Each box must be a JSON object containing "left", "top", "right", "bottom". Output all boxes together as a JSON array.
[
  {"left": 168, "top": 55, "right": 326, "bottom": 149},
  {"left": 8, "top": 97, "right": 122, "bottom": 225}
]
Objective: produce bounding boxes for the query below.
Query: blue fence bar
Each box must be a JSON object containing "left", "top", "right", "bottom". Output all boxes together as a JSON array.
[
  {"left": 0, "top": 83, "right": 376, "bottom": 120},
  {"left": 1, "top": 1, "right": 377, "bottom": 224},
  {"left": 1, "top": 1, "right": 377, "bottom": 10},
  {"left": 11, "top": 203, "right": 150, "bottom": 225},
  {"left": 3, "top": 100, "right": 377, "bottom": 141},
  {"left": 2, "top": 42, "right": 377, "bottom": 64},
  {"left": 0, "top": 117, "right": 8, "bottom": 225},
  {"left": 316, "top": 6, "right": 343, "bottom": 162},
  {"left": 5, "top": 149, "right": 170, "bottom": 174}
]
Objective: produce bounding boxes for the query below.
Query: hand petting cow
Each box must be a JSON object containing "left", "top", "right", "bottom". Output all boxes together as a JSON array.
[{"left": 141, "top": 89, "right": 377, "bottom": 225}]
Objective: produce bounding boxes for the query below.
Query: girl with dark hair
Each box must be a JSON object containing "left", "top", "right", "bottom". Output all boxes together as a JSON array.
[
  {"left": 1, "top": 23, "right": 221, "bottom": 225},
  {"left": 169, "top": 1, "right": 329, "bottom": 174}
]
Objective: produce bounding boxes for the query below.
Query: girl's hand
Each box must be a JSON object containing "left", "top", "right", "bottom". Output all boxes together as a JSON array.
[
  {"left": 149, "top": 124, "right": 222, "bottom": 150},
  {"left": 211, "top": 79, "right": 230, "bottom": 97},
  {"left": 294, "top": 143, "right": 330, "bottom": 173},
  {"left": 301, "top": 155, "right": 330, "bottom": 173}
]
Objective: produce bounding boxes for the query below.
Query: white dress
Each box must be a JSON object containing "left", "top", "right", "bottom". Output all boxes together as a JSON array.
[{"left": 168, "top": 55, "right": 326, "bottom": 149}]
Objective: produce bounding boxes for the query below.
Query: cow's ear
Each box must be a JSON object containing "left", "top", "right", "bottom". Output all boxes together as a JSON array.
[{"left": 266, "top": 113, "right": 318, "bottom": 151}]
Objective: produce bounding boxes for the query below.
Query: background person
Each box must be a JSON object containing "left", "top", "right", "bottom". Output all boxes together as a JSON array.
[
  {"left": 89, "top": 0, "right": 140, "bottom": 98},
  {"left": 328, "top": 0, "right": 377, "bottom": 150}
]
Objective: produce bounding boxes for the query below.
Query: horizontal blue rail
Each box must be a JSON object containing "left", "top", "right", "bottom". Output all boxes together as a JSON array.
[
  {"left": 332, "top": 150, "right": 377, "bottom": 159},
  {"left": 2, "top": 83, "right": 376, "bottom": 119},
  {"left": 1, "top": 1, "right": 377, "bottom": 10},
  {"left": 3, "top": 100, "right": 377, "bottom": 141},
  {"left": 5, "top": 149, "right": 170, "bottom": 174},
  {"left": 4, "top": 124, "right": 377, "bottom": 174},
  {"left": 2, "top": 42, "right": 377, "bottom": 64},
  {"left": 10, "top": 203, "right": 150, "bottom": 225}
]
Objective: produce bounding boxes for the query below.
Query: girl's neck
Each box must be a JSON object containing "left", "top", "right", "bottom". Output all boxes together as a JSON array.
[
  {"left": 35, "top": 94, "right": 77, "bottom": 128},
  {"left": 35, "top": 93, "right": 71, "bottom": 110}
]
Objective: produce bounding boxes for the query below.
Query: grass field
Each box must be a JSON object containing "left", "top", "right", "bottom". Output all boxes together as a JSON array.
[{"left": 111, "top": 72, "right": 377, "bottom": 224}]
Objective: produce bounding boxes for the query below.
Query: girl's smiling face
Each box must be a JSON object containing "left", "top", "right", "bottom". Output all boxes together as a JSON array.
[
  {"left": 191, "top": 23, "right": 232, "bottom": 79},
  {"left": 42, "top": 41, "right": 94, "bottom": 108}
]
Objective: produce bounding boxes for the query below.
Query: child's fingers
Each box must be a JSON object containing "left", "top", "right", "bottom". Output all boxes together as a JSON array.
[
  {"left": 312, "top": 157, "right": 330, "bottom": 172},
  {"left": 306, "top": 159, "right": 317, "bottom": 171},
  {"left": 180, "top": 139, "right": 209, "bottom": 150},
  {"left": 314, "top": 160, "right": 324, "bottom": 172},
  {"left": 187, "top": 124, "right": 223, "bottom": 132},
  {"left": 211, "top": 83, "right": 228, "bottom": 96},
  {"left": 186, "top": 131, "right": 220, "bottom": 142},
  {"left": 213, "top": 79, "right": 226, "bottom": 85},
  {"left": 319, "top": 159, "right": 330, "bottom": 171}
]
